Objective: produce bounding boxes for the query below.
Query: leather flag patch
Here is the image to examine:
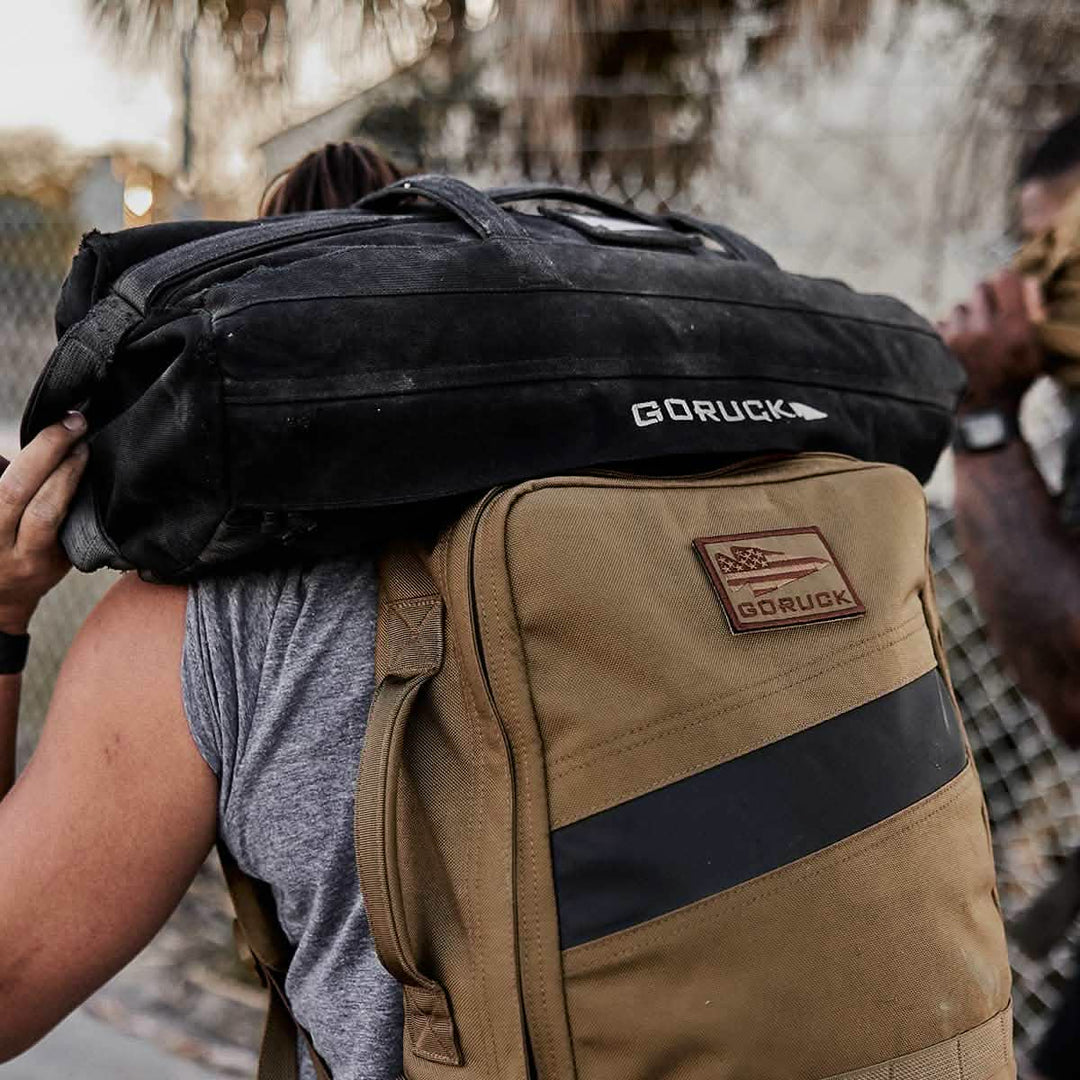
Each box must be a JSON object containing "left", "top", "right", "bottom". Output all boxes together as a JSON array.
[{"left": 693, "top": 527, "right": 866, "bottom": 633}]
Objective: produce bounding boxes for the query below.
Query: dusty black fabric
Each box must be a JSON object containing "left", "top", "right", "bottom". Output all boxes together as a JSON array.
[
  {"left": 550, "top": 670, "right": 965, "bottom": 949},
  {"left": 23, "top": 176, "right": 963, "bottom": 581}
]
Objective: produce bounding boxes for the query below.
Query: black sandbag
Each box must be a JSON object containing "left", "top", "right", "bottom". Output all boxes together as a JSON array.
[{"left": 22, "top": 175, "right": 962, "bottom": 581}]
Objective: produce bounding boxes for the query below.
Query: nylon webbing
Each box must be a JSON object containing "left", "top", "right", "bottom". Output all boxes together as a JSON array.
[
  {"left": 488, "top": 183, "right": 660, "bottom": 226},
  {"left": 824, "top": 1002, "right": 1013, "bottom": 1080},
  {"left": 357, "top": 175, "right": 530, "bottom": 241},
  {"left": 218, "top": 844, "right": 332, "bottom": 1080},
  {"left": 20, "top": 293, "right": 141, "bottom": 445}
]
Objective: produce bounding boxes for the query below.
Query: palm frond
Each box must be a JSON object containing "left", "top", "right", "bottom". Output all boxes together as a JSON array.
[
  {"left": 88, "top": 0, "right": 290, "bottom": 79},
  {"left": 86, "top": 0, "right": 920, "bottom": 199},
  {"left": 502, "top": 0, "right": 915, "bottom": 198}
]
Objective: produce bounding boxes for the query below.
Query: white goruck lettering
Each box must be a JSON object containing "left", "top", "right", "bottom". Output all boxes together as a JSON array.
[{"left": 632, "top": 398, "right": 828, "bottom": 428}]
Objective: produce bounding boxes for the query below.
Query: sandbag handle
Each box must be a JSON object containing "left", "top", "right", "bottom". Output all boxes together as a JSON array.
[
  {"left": 488, "top": 183, "right": 664, "bottom": 227},
  {"left": 489, "top": 185, "right": 772, "bottom": 263},
  {"left": 356, "top": 174, "right": 531, "bottom": 241}
]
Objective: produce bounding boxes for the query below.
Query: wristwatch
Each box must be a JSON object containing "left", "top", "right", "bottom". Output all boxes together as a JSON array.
[{"left": 952, "top": 407, "right": 1021, "bottom": 454}]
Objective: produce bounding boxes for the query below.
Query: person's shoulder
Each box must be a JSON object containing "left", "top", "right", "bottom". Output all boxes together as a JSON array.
[
  {"left": 87, "top": 572, "right": 187, "bottom": 643},
  {"left": 66, "top": 573, "right": 188, "bottom": 699}
]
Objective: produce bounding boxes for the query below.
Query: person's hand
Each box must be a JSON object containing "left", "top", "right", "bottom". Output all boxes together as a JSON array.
[
  {"left": 938, "top": 270, "right": 1046, "bottom": 413},
  {"left": 0, "top": 414, "right": 89, "bottom": 636}
]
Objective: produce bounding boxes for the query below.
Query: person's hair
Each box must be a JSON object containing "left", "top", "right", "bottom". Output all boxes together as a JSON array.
[
  {"left": 259, "top": 141, "right": 403, "bottom": 216},
  {"left": 1019, "top": 113, "right": 1080, "bottom": 184}
]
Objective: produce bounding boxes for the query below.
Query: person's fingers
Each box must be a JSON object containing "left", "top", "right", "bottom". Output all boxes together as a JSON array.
[
  {"left": 0, "top": 414, "right": 86, "bottom": 548},
  {"left": 941, "top": 303, "right": 970, "bottom": 344},
  {"left": 990, "top": 269, "right": 1027, "bottom": 321},
  {"left": 970, "top": 282, "right": 996, "bottom": 335},
  {"left": 16, "top": 443, "right": 89, "bottom": 557},
  {"left": 1023, "top": 276, "right": 1047, "bottom": 324}
]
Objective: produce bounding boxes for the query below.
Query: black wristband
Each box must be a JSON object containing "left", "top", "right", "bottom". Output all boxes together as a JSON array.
[{"left": 0, "top": 630, "right": 30, "bottom": 675}]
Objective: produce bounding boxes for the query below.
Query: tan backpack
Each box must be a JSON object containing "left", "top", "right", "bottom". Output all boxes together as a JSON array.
[{"left": 230, "top": 453, "right": 1014, "bottom": 1080}]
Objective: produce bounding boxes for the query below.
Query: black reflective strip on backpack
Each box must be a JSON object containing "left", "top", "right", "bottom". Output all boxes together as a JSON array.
[{"left": 550, "top": 669, "right": 965, "bottom": 949}]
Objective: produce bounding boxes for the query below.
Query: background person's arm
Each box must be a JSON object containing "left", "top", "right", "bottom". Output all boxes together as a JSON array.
[
  {"left": 955, "top": 442, "right": 1080, "bottom": 744},
  {"left": 944, "top": 270, "right": 1080, "bottom": 745}
]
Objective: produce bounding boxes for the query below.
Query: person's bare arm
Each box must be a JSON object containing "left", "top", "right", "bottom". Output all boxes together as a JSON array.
[
  {"left": 0, "top": 416, "right": 217, "bottom": 1061},
  {"left": 943, "top": 270, "right": 1080, "bottom": 744},
  {"left": 0, "top": 415, "right": 89, "bottom": 796},
  {"left": 954, "top": 442, "right": 1080, "bottom": 742},
  {"left": 0, "top": 573, "right": 216, "bottom": 1060}
]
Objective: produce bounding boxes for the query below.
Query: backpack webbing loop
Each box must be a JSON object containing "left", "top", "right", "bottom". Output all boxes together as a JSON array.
[{"left": 354, "top": 547, "right": 462, "bottom": 1067}]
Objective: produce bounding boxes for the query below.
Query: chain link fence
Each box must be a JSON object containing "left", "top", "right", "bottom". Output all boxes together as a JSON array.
[
  {"left": 0, "top": 197, "right": 117, "bottom": 764},
  {"left": 926, "top": 382, "right": 1080, "bottom": 1063},
  {"left": 932, "top": 496, "right": 1080, "bottom": 1062},
  {"left": 5, "top": 33, "right": 1080, "bottom": 1069}
]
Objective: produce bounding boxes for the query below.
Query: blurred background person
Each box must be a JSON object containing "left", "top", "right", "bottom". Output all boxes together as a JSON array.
[{"left": 942, "top": 111, "right": 1080, "bottom": 1080}]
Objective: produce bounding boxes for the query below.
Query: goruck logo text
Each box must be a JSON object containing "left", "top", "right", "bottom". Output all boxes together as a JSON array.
[
  {"left": 693, "top": 527, "right": 865, "bottom": 634},
  {"left": 632, "top": 398, "right": 829, "bottom": 427}
]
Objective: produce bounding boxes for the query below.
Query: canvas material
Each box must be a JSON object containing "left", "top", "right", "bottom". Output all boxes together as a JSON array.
[
  {"left": 23, "top": 179, "right": 963, "bottom": 581},
  {"left": 357, "top": 453, "right": 1013, "bottom": 1080}
]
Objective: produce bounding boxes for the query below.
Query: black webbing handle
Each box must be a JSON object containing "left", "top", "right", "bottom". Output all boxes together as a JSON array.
[
  {"left": 356, "top": 175, "right": 531, "bottom": 241},
  {"left": 488, "top": 183, "right": 662, "bottom": 227}
]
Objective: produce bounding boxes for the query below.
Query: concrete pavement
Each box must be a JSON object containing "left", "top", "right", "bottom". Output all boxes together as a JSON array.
[{"left": 1, "top": 1010, "right": 218, "bottom": 1080}]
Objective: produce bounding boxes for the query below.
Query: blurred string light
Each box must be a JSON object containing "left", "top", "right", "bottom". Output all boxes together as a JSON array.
[
  {"left": 122, "top": 181, "right": 154, "bottom": 218},
  {"left": 241, "top": 7, "right": 269, "bottom": 35},
  {"left": 465, "top": 0, "right": 497, "bottom": 31}
]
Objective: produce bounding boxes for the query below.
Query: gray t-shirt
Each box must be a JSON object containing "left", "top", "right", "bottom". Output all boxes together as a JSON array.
[{"left": 181, "top": 558, "right": 404, "bottom": 1080}]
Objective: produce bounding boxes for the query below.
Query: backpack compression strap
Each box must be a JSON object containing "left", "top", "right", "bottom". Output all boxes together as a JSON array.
[{"left": 217, "top": 843, "right": 332, "bottom": 1080}]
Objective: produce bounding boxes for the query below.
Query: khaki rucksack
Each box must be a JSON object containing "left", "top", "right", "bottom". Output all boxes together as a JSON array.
[{"left": 231, "top": 453, "right": 1015, "bottom": 1080}]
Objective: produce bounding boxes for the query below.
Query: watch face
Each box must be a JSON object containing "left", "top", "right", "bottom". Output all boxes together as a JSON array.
[
  {"left": 958, "top": 410, "right": 1014, "bottom": 451},
  {"left": 963, "top": 412, "right": 1009, "bottom": 450}
]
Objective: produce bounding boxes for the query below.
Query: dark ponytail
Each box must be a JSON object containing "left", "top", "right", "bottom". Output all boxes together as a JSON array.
[{"left": 259, "top": 142, "right": 404, "bottom": 216}]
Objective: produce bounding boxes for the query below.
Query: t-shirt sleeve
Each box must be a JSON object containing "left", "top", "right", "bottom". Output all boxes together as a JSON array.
[
  {"left": 181, "top": 570, "right": 283, "bottom": 821},
  {"left": 182, "top": 580, "right": 227, "bottom": 779}
]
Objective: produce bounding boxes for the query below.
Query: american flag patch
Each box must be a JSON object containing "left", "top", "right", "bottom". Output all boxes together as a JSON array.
[{"left": 694, "top": 527, "right": 865, "bottom": 633}]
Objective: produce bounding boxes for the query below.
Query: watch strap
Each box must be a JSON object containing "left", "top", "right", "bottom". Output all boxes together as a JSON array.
[{"left": 0, "top": 630, "right": 30, "bottom": 675}]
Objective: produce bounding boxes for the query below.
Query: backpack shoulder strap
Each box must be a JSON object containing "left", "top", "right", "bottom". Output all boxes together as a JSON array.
[{"left": 217, "top": 843, "right": 333, "bottom": 1080}]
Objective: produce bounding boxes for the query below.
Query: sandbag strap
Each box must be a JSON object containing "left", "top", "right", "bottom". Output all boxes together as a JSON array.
[
  {"left": 357, "top": 175, "right": 530, "bottom": 242},
  {"left": 824, "top": 1002, "right": 1013, "bottom": 1080},
  {"left": 20, "top": 293, "right": 141, "bottom": 444},
  {"left": 354, "top": 549, "right": 461, "bottom": 1066},
  {"left": 218, "top": 844, "right": 333, "bottom": 1080},
  {"left": 664, "top": 210, "right": 778, "bottom": 266},
  {"left": 488, "top": 183, "right": 662, "bottom": 227}
]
